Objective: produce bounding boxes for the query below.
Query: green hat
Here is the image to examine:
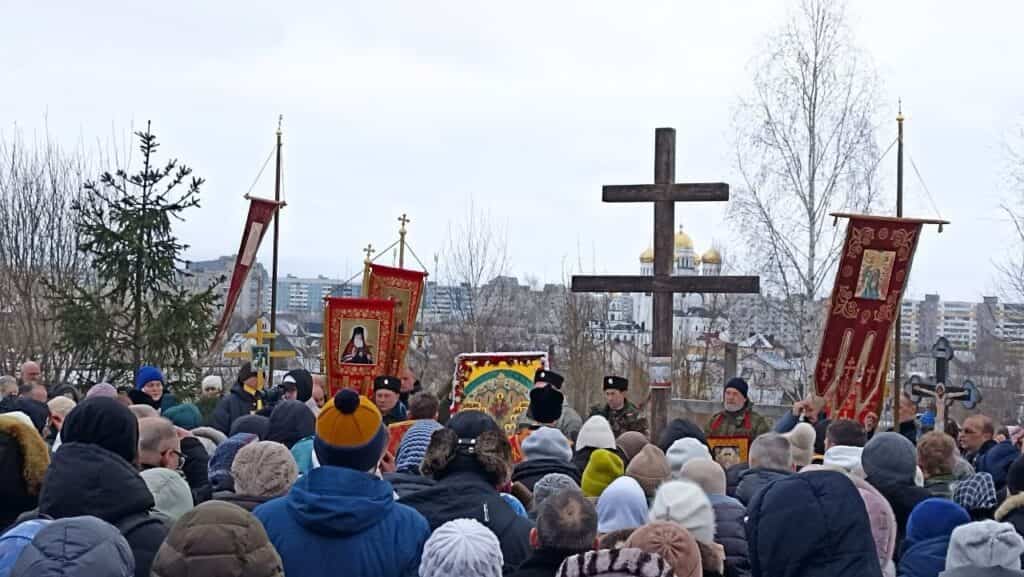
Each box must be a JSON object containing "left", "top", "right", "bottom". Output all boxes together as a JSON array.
[{"left": 582, "top": 448, "right": 625, "bottom": 498}]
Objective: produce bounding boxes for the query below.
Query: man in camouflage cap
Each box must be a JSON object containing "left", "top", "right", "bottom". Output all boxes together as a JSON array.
[{"left": 589, "top": 376, "right": 647, "bottom": 438}]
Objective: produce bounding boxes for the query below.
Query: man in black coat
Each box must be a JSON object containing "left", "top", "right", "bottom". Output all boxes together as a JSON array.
[
  {"left": 211, "top": 363, "right": 262, "bottom": 435},
  {"left": 735, "top": 433, "right": 793, "bottom": 506},
  {"left": 509, "top": 489, "right": 597, "bottom": 577},
  {"left": 36, "top": 397, "right": 168, "bottom": 577},
  {"left": 863, "top": 432, "right": 932, "bottom": 552}
]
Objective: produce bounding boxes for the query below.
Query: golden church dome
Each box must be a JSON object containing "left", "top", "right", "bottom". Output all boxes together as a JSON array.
[
  {"left": 639, "top": 246, "right": 654, "bottom": 263},
  {"left": 674, "top": 227, "right": 693, "bottom": 251},
  {"left": 701, "top": 247, "right": 722, "bottom": 265}
]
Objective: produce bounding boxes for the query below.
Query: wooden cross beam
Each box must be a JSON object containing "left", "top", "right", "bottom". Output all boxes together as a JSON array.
[
  {"left": 571, "top": 127, "right": 760, "bottom": 442},
  {"left": 224, "top": 317, "right": 296, "bottom": 391}
]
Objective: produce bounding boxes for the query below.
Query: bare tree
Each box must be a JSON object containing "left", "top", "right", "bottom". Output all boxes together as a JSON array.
[
  {"left": 439, "top": 200, "right": 512, "bottom": 353},
  {"left": 0, "top": 130, "right": 91, "bottom": 384},
  {"left": 558, "top": 287, "right": 612, "bottom": 416},
  {"left": 998, "top": 124, "right": 1024, "bottom": 300},
  {"left": 731, "top": 0, "right": 882, "bottom": 396}
]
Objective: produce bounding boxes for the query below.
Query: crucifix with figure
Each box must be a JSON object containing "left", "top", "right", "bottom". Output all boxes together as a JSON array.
[{"left": 572, "top": 128, "right": 760, "bottom": 442}]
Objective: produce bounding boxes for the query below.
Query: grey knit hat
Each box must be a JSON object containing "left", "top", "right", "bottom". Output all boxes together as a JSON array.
[
  {"left": 522, "top": 426, "right": 573, "bottom": 463},
  {"left": 419, "top": 518, "right": 503, "bottom": 577},
  {"left": 533, "top": 473, "right": 581, "bottom": 511},
  {"left": 946, "top": 520, "right": 1024, "bottom": 571},
  {"left": 231, "top": 441, "right": 299, "bottom": 498},
  {"left": 862, "top": 432, "right": 917, "bottom": 485}
]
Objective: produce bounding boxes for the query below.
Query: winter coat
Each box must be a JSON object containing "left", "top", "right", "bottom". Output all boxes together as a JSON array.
[
  {"left": 513, "top": 458, "right": 582, "bottom": 491},
  {"left": 266, "top": 400, "right": 315, "bottom": 449},
  {"left": 590, "top": 400, "right": 648, "bottom": 438},
  {"left": 710, "top": 494, "right": 751, "bottom": 577},
  {"left": 705, "top": 400, "right": 772, "bottom": 442},
  {"left": 180, "top": 436, "right": 212, "bottom": 504},
  {"left": 152, "top": 500, "right": 284, "bottom": 577},
  {"left": 735, "top": 467, "right": 791, "bottom": 507},
  {"left": 995, "top": 492, "right": 1024, "bottom": 566},
  {"left": 923, "top": 475, "right": 957, "bottom": 500},
  {"left": 896, "top": 500, "right": 970, "bottom": 577},
  {"left": 37, "top": 442, "right": 169, "bottom": 577},
  {"left": 212, "top": 491, "right": 271, "bottom": 512},
  {"left": 0, "top": 415, "right": 49, "bottom": 532},
  {"left": 211, "top": 384, "right": 258, "bottom": 435},
  {"left": 384, "top": 472, "right": 437, "bottom": 499},
  {"left": 290, "top": 436, "right": 314, "bottom": 475},
  {"left": 11, "top": 515, "right": 135, "bottom": 577},
  {"left": 127, "top": 389, "right": 178, "bottom": 413},
  {"left": 978, "top": 440, "right": 1019, "bottom": 492},
  {"left": 382, "top": 402, "right": 408, "bottom": 426},
  {"left": 254, "top": 464, "right": 429, "bottom": 577},
  {"left": 509, "top": 548, "right": 580, "bottom": 577},
  {"left": 194, "top": 396, "right": 219, "bottom": 423},
  {"left": 866, "top": 477, "right": 932, "bottom": 553},
  {"left": 401, "top": 470, "right": 535, "bottom": 570},
  {"left": 746, "top": 470, "right": 883, "bottom": 577},
  {"left": 726, "top": 464, "right": 749, "bottom": 500}
]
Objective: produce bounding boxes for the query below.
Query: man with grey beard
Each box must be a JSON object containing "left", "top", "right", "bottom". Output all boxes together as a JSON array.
[{"left": 704, "top": 377, "right": 772, "bottom": 443}]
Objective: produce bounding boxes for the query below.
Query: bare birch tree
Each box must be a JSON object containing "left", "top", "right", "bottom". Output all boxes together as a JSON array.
[
  {"left": 998, "top": 124, "right": 1024, "bottom": 300},
  {"left": 731, "top": 0, "right": 883, "bottom": 396},
  {"left": 0, "top": 131, "right": 91, "bottom": 383}
]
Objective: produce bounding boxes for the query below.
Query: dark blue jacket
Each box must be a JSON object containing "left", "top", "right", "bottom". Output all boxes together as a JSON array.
[
  {"left": 897, "top": 498, "right": 970, "bottom": 577},
  {"left": 977, "top": 440, "right": 1019, "bottom": 491},
  {"left": 710, "top": 493, "right": 751, "bottom": 577},
  {"left": 746, "top": 470, "right": 882, "bottom": 577},
  {"left": 254, "top": 465, "right": 429, "bottom": 577}
]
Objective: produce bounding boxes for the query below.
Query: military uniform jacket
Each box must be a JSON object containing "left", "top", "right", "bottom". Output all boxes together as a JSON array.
[
  {"left": 704, "top": 401, "right": 772, "bottom": 441},
  {"left": 590, "top": 399, "right": 648, "bottom": 438}
]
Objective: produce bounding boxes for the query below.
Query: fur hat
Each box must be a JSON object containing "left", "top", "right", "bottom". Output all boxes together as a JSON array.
[
  {"left": 617, "top": 431, "right": 650, "bottom": 463},
  {"left": 135, "top": 365, "right": 164, "bottom": 389},
  {"left": 783, "top": 422, "right": 817, "bottom": 468},
  {"left": 603, "top": 376, "right": 628, "bottom": 392},
  {"left": 626, "top": 522, "right": 702, "bottom": 577},
  {"left": 420, "top": 518, "right": 504, "bottom": 577},
  {"left": 231, "top": 441, "right": 298, "bottom": 498},
  {"left": 597, "top": 477, "right": 649, "bottom": 533},
  {"left": 666, "top": 438, "right": 712, "bottom": 478},
  {"left": 626, "top": 444, "right": 671, "bottom": 499},
  {"left": 556, "top": 548, "right": 673, "bottom": 577},
  {"left": 576, "top": 416, "right": 617, "bottom": 451},
  {"left": 314, "top": 389, "right": 387, "bottom": 471},
  {"left": 373, "top": 375, "right": 401, "bottom": 394},
  {"left": 522, "top": 426, "right": 573, "bottom": 463},
  {"left": 533, "top": 473, "right": 580, "bottom": 511},
  {"left": 680, "top": 458, "right": 727, "bottom": 496},
  {"left": 582, "top": 449, "right": 625, "bottom": 498},
  {"left": 529, "top": 385, "right": 564, "bottom": 424},
  {"left": 0, "top": 415, "right": 50, "bottom": 527},
  {"left": 422, "top": 411, "right": 512, "bottom": 486},
  {"left": 141, "top": 467, "right": 194, "bottom": 522},
  {"left": 649, "top": 480, "right": 717, "bottom": 543}
]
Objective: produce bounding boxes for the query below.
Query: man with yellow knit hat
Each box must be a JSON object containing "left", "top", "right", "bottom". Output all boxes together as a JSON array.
[{"left": 253, "top": 388, "right": 430, "bottom": 577}]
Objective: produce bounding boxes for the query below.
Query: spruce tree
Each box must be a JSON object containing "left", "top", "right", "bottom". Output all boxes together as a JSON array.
[{"left": 52, "top": 122, "right": 220, "bottom": 384}]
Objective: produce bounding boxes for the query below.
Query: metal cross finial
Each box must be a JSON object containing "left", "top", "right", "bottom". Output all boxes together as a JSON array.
[
  {"left": 277, "top": 114, "right": 283, "bottom": 135},
  {"left": 398, "top": 213, "right": 411, "bottom": 231},
  {"left": 363, "top": 243, "right": 375, "bottom": 262}
]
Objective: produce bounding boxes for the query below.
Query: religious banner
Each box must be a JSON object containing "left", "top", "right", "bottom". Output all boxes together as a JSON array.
[
  {"left": 367, "top": 264, "right": 427, "bottom": 375},
  {"left": 211, "top": 196, "right": 281, "bottom": 349},
  {"left": 323, "top": 297, "right": 397, "bottom": 397},
  {"left": 451, "top": 352, "right": 548, "bottom": 436},
  {"left": 815, "top": 215, "right": 924, "bottom": 421}
]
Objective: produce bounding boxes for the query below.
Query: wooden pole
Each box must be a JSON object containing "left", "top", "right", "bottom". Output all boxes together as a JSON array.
[
  {"left": 650, "top": 127, "right": 675, "bottom": 444},
  {"left": 269, "top": 116, "right": 283, "bottom": 378},
  {"left": 893, "top": 105, "right": 904, "bottom": 427}
]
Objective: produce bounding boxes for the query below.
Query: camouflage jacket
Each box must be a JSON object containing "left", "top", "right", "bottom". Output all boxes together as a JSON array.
[
  {"left": 590, "top": 400, "right": 648, "bottom": 438},
  {"left": 704, "top": 401, "right": 772, "bottom": 440}
]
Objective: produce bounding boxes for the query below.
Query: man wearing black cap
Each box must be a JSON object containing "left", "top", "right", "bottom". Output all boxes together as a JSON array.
[
  {"left": 589, "top": 376, "right": 647, "bottom": 438},
  {"left": 521, "top": 369, "right": 582, "bottom": 441},
  {"left": 705, "top": 376, "right": 771, "bottom": 441},
  {"left": 374, "top": 375, "right": 408, "bottom": 426},
  {"left": 211, "top": 362, "right": 264, "bottom": 435}
]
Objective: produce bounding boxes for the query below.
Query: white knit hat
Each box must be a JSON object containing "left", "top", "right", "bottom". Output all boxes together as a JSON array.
[
  {"left": 420, "top": 518, "right": 504, "bottom": 577},
  {"left": 141, "top": 467, "right": 194, "bottom": 522},
  {"left": 782, "top": 422, "right": 816, "bottom": 468},
  {"left": 666, "top": 438, "right": 711, "bottom": 478},
  {"left": 649, "top": 480, "right": 717, "bottom": 543},
  {"left": 576, "top": 416, "right": 617, "bottom": 451},
  {"left": 201, "top": 375, "right": 224, "bottom": 392}
]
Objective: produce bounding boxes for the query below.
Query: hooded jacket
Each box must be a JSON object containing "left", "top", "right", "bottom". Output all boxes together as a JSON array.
[
  {"left": 384, "top": 471, "right": 437, "bottom": 498},
  {"left": 37, "top": 443, "right": 169, "bottom": 577},
  {"left": 266, "top": 400, "right": 315, "bottom": 449},
  {"left": 401, "top": 470, "right": 534, "bottom": 570},
  {"left": 152, "top": 500, "right": 284, "bottom": 577},
  {"left": 11, "top": 516, "right": 135, "bottom": 577},
  {"left": 746, "top": 470, "right": 883, "bottom": 577},
  {"left": 211, "top": 382, "right": 259, "bottom": 436},
  {"left": 0, "top": 415, "right": 49, "bottom": 532},
  {"left": 254, "top": 464, "right": 429, "bottom": 577},
  {"left": 978, "top": 440, "right": 1020, "bottom": 492},
  {"left": 513, "top": 459, "right": 582, "bottom": 491},
  {"left": 709, "top": 493, "right": 752, "bottom": 577},
  {"left": 939, "top": 520, "right": 1024, "bottom": 577},
  {"left": 735, "top": 467, "right": 792, "bottom": 506},
  {"left": 897, "top": 499, "right": 970, "bottom": 577}
]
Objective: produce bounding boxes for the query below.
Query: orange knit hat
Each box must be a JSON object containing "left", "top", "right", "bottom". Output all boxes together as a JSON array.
[{"left": 314, "top": 389, "right": 387, "bottom": 470}]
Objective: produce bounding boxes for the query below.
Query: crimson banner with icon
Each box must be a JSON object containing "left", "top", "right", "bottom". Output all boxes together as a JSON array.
[
  {"left": 323, "top": 297, "right": 397, "bottom": 397},
  {"left": 367, "top": 264, "right": 427, "bottom": 375},
  {"left": 814, "top": 215, "right": 923, "bottom": 421}
]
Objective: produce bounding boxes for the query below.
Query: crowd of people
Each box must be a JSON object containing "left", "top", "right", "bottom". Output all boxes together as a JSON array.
[{"left": 4, "top": 361, "right": 1024, "bottom": 577}]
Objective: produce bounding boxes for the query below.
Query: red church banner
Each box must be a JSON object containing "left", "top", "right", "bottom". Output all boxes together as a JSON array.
[
  {"left": 367, "top": 264, "right": 427, "bottom": 376},
  {"left": 323, "top": 297, "right": 397, "bottom": 397},
  {"left": 815, "top": 215, "right": 924, "bottom": 421},
  {"left": 210, "top": 196, "right": 281, "bottom": 350}
]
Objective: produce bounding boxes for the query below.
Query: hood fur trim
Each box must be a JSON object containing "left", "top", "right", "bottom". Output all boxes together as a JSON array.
[{"left": 0, "top": 414, "right": 51, "bottom": 495}]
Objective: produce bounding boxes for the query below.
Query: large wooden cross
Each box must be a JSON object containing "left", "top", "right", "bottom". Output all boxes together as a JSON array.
[
  {"left": 572, "top": 128, "right": 760, "bottom": 441},
  {"left": 224, "top": 318, "right": 296, "bottom": 393}
]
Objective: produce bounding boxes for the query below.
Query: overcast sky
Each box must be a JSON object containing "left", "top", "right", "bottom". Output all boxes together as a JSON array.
[{"left": 3, "top": 1, "right": 1022, "bottom": 302}]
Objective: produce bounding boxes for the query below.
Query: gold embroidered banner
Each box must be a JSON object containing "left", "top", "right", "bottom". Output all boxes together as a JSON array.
[
  {"left": 323, "top": 297, "right": 397, "bottom": 397},
  {"left": 815, "top": 215, "right": 923, "bottom": 420},
  {"left": 367, "top": 264, "right": 426, "bottom": 376}
]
